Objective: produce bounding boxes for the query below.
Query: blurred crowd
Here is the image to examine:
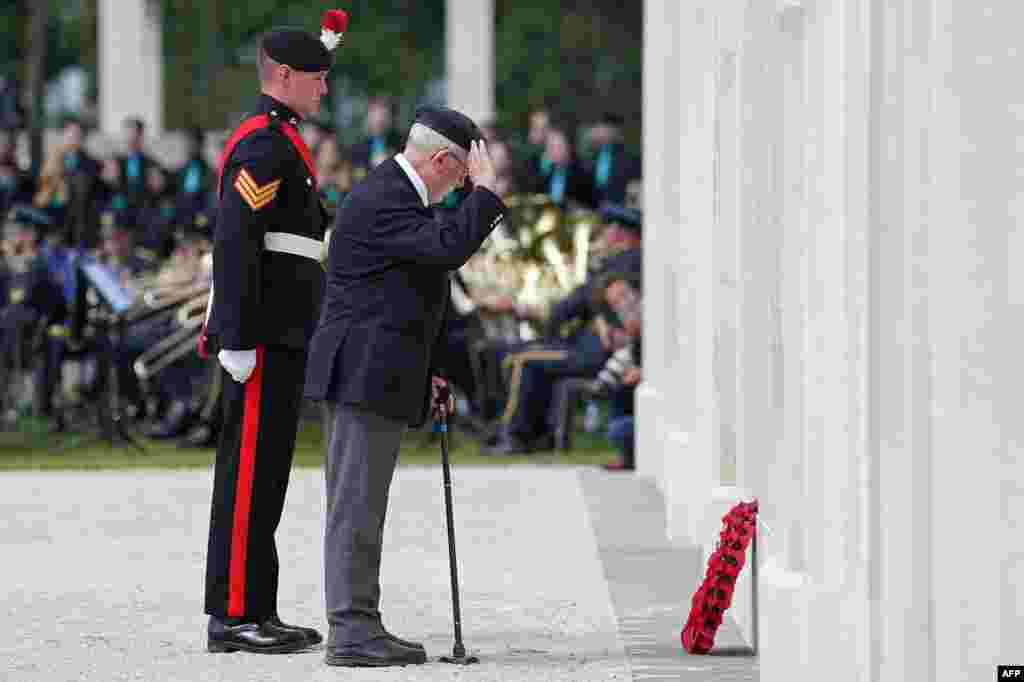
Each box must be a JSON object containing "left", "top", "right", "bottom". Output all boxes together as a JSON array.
[{"left": 0, "top": 98, "right": 644, "bottom": 468}]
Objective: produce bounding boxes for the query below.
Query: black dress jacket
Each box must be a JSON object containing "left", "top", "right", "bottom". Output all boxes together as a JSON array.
[
  {"left": 304, "top": 157, "right": 506, "bottom": 426},
  {"left": 206, "top": 95, "right": 327, "bottom": 351}
]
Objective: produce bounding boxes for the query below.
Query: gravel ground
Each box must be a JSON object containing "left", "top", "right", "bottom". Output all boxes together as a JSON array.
[
  {"left": 1, "top": 466, "right": 629, "bottom": 682},
  {"left": 1, "top": 464, "right": 757, "bottom": 682}
]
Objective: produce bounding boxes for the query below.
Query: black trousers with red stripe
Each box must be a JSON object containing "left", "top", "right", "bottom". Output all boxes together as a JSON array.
[{"left": 204, "top": 344, "right": 306, "bottom": 620}]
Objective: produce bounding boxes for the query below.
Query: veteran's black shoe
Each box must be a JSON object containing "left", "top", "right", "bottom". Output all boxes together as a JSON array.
[
  {"left": 377, "top": 617, "right": 424, "bottom": 651},
  {"left": 324, "top": 635, "right": 428, "bottom": 667},
  {"left": 266, "top": 614, "right": 323, "bottom": 646},
  {"left": 207, "top": 615, "right": 309, "bottom": 654}
]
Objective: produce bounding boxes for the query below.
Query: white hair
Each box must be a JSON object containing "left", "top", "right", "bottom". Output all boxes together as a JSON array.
[{"left": 404, "top": 123, "right": 465, "bottom": 161}]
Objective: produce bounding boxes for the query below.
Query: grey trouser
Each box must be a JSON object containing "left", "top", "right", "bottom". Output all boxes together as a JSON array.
[{"left": 323, "top": 402, "right": 405, "bottom": 644}]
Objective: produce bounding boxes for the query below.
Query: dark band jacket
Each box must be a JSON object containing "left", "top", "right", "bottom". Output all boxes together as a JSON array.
[{"left": 206, "top": 104, "right": 327, "bottom": 352}]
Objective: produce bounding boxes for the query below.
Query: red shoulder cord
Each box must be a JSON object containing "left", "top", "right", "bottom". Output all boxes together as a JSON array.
[{"left": 197, "top": 114, "right": 319, "bottom": 358}]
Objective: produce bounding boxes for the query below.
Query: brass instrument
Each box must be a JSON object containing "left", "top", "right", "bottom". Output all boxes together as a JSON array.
[
  {"left": 124, "top": 246, "right": 214, "bottom": 381},
  {"left": 132, "top": 317, "right": 202, "bottom": 381},
  {"left": 142, "top": 281, "right": 209, "bottom": 310},
  {"left": 132, "top": 287, "right": 209, "bottom": 381},
  {"left": 460, "top": 194, "right": 602, "bottom": 341}
]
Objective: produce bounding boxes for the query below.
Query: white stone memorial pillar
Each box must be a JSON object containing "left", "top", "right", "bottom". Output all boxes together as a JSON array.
[
  {"left": 643, "top": 0, "right": 1024, "bottom": 678},
  {"left": 445, "top": 0, "right": 494, "bottom": 124},
  {"left": 98, "top": 0, "right": 162, "bottom": 136}
]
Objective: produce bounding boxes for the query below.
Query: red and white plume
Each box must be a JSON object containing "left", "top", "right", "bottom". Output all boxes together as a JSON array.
[{"left": 320, "top": 9, "right": 348, "bottom": 51}]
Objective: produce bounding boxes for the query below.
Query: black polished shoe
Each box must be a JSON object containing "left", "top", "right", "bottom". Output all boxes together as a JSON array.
[
  {"left": 207, "top": 615, "right": 309, "bottom": 654},
  {"left": 266, "top": 614, "right": 322, "bottom": 646},
  {"left": 377, "top": 616, "right": 424, "bottom": 651},
  {"left": 324, "top": 634, "right": 427, "bottom": 667}
]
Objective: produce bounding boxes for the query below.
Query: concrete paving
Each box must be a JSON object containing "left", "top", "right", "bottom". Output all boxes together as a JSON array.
[{"left": 0, "top": 464, "right": 758, "bottom": 681}]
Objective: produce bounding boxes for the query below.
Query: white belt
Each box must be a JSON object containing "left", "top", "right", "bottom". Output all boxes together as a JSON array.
[
  {"left": 202, "top": 232, "right": 325, "bottom": 331},
  {"left": 264, "top": 232, "right": 323, "bottom": 261}
]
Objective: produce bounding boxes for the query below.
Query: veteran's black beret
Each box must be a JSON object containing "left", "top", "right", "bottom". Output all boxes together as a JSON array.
[
  {"left": 599, "top": 201, "right": 642, "bottom": 233},
  {"left": 262, "top": 29, "right": 333, "bottom": 73},
  {"left": 413, "top": 106, "right": 484, "bottom": 155}
]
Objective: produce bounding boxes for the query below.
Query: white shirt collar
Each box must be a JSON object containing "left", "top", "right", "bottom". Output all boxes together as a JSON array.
[{"left": 394, "top": 153, "right": 429, "bottom": 207}]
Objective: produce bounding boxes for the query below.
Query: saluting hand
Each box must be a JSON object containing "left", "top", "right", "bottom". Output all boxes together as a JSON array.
[{"left": 467, "top": 140, "right": 498, "bottom": 195}]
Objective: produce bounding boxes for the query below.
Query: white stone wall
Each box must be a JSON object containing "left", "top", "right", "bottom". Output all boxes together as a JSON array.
[
  {"left": 641, "top": 0, "right": 1024, "bottom": 679},
  {"left": 445, "top": 0, "right": 495, "bottom": 124}
]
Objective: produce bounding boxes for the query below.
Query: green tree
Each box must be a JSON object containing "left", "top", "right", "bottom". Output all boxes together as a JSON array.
[
  {"left": 160, "top": 0, "right": 446, "bottom": 131},
  {"left": 495, "top": 0, "right": 642, "bottom": 150}
]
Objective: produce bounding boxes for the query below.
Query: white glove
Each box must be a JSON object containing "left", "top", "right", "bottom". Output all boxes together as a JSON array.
[{"left": 218, "top": 349, "right": 257, "bottom": 384}]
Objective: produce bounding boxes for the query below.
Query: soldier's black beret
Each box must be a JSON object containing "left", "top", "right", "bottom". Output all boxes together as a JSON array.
[
  {"left": 413, "top": 106, "right": 484, "bottom": 155},
  {"left": 262, "top": 29, "right": 332, "bottom": 73},
  {"left": 599, "top": 201, "right": 642, "bottom": 233}
]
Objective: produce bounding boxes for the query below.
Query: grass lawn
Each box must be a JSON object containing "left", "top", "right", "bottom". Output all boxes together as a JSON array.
[{"left": 0, "top": 415, "right": 620, "bottom": 471}]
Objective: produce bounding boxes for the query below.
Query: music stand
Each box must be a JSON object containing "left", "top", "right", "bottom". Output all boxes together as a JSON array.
[{"left": 70, "top": 255, "right": 146, "bottom": 453}]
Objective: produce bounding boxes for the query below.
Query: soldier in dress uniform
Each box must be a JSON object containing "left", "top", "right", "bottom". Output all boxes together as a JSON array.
[{"left": 201, "top": 8, "right": 349, "bottom": 655}]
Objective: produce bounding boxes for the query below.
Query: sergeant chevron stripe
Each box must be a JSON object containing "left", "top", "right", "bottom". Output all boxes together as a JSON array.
[{"left": 235, "top": 169, "right": 281, "bottom": 210}]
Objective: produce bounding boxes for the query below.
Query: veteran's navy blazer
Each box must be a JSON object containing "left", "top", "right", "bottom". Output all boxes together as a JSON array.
[{"left": 303, "top": 157, "right": 506, "bottom": 426}]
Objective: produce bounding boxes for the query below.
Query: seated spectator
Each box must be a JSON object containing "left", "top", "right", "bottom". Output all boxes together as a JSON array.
[
  {"left": 0, "top": 75, "right": 23, "bottom": 130},
  {"left": 175, "top": 128, "right": 212, "bottom": 216},
  {"left": 300, "top": 119, "right": 332, "bottom": 159},
  {"left": 1, "top": 218, "right": 60, "bottom": 404},
  {"left": 588, "top": 272, "right": 642, "bottom": 471},
  {"left": 0, "top": 129, "right": 34, "bottom": 216},
  {"left": 99, "top": 157, "right": 127, "bottom": 218},
  {"left": 28, "top": 227, "right": 79, "bottom": 424},
  {"left": 135, "top": 166, "right": 178, "bottom": 260},
  {"left": 528, "top": 126, "right": 596, "bottom": 209},
  {"left": 489, "top": 138, "right": 518, "bottom": 198},
  {"left": 60, "top": 116, "right": 101, "bottom": 180},
  {"left": 315, "top": 131, "right": 354, "bottom": 208},
  {"left": 59, "top": 119, "right": 107, "bottom": 249},
  {"left": 98, "top": 226, "right": 148, "bottom": 288},
  {"left": 350, "top": 96, "right": 403, "bottom": 182},
  {"left": 32, "top": 144, "right": 71, "bottom": 228},
  {"left": 585, "top": 112, "right": 641, "bottom": 206},
  {"left": 517, "top": 105, "right": 551, "bottom": 180},
  {"left": 482, "top": 204, "right": 642, "bottom": 455},
  {"left": 117, "top": 117, "right": 160, "bottom": 216}
]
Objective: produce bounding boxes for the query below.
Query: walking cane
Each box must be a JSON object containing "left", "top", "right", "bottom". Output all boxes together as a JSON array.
[{"left": 434, "top": 382, "right": 479, "bottom": 665}]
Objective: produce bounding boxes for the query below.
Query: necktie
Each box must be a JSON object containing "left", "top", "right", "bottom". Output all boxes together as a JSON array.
[
  {"left": 184, "top": 162, "right": 200, "bottom": 194},
  {"left": 550, "top": 167, "right": 567, "bottom": 203},
  {"left": 371, "top": 136, "right": 385, "bottom": 158},
  {"left": 127, "top": 156, "right": 140, "bottom": 182},
  {"left": 595, "top": 146, "right": 612, "bottom": 188}
]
